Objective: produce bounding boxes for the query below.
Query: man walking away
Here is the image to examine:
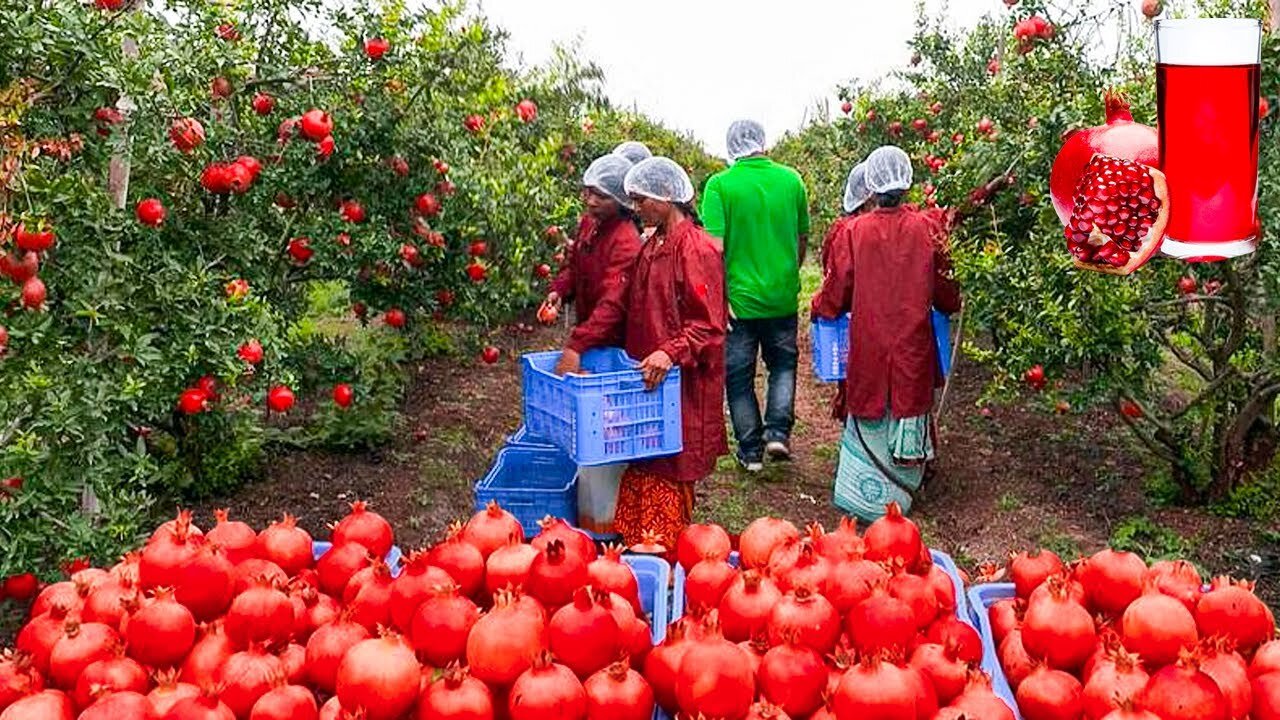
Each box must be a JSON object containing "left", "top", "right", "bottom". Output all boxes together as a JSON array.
[{"left": 701, "top": 119, "right": 810, "bottom": 472}]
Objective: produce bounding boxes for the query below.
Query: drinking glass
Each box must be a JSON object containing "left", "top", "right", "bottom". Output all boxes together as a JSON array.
[{"left": 1156, "top": 18, "right": 1262, "bottom": 261}]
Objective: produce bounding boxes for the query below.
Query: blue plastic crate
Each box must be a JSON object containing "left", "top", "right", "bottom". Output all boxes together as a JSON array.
[
  {"left": 671, "top": 548, "right": 970, "bottom": 627},
  {"left": 506, "top": 424, "right": 554, "bottom": 448},
  {"left": 473, "top": 443, "right": 577, "bottom": 538},
  {"left": 810, "top": 310, "right": 954, "bottom": 383},
  {"left": 521, "top": 348, "right": 682, "bottom": 466},
  {"left": 621, "top": 554, "right": 671, "bottom": 645},
  {"left": 967, "top": 583, "right": 1023, "bottom": 720},
  {"left": 311, "top": 541, "right": 404, "bottom": 578}
]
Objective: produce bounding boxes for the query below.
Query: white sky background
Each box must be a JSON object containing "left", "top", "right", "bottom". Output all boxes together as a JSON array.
[{"left": 472, "top": 0, "right": 1014, "bottom": 157}]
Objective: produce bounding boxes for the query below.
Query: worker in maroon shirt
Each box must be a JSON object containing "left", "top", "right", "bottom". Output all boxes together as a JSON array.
[
  {"left": 554, "top": 157, "right": 728, "bottom": 554},
  {"left": 541, "top": 154, "right": 643, "bottom": 330},
  {"left": 811, "top": 145, "right": 961, "bottom": 521}
]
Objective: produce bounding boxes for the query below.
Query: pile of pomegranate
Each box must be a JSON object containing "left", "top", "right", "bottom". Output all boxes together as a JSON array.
[
  {"left": 659, "top": 502, "right": 1014, "bottom": 720},
  {"left": 0, "top": 502, "right": 654, "bottom": 720},
  {"left": 987, "top": 547, "right": 1279, "bottom": 719}
]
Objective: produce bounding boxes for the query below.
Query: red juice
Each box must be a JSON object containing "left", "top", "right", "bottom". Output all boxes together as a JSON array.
[{"left": 1157, "top": 63, "right": 1260, "bottom": 257}]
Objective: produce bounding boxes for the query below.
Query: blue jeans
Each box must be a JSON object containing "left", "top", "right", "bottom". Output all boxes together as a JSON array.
[{"left": 726, "top": 315, "right": 798, "bottom": 462}]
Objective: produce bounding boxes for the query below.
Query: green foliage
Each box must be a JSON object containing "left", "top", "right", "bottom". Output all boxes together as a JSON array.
[
  {"left": 1109, "top": 515, "right": 1194, "bottom": 562},
  {"left": 774, "top": 0, "right": 1280, "bottom": 502},
  {"left": 0, "top": 0, "right": 715, "bottom": 578}
]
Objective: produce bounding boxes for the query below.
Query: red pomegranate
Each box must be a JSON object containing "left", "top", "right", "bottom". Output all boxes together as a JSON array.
[{"left": 1049, "top": 90, "right": 1159, "bottom": 226}]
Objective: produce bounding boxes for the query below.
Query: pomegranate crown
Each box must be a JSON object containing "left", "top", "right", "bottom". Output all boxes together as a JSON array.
[
  {"left": 1102, "top": 88, "right": 1136, "bottom": 123},
  {"left": 213, "top": 508, "right": 231, "bottom": 523}
]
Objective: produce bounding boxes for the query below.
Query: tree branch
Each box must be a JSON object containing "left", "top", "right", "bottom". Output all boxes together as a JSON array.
[{"left": 1156, "top": 331, "right": 1212, "bottom": 380}]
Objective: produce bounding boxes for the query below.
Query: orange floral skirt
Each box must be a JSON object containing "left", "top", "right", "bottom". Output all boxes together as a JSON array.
[{"left": 613, "top": 467, "right": 695, "bottom": 555}]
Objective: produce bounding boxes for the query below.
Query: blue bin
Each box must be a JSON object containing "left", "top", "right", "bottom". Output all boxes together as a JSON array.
[
  {"left": 621, "top": 554, "right": 671, "bottom": 645},
  {"left": 671, "top": 549, "right": 970, "bottom": 628},
  {"left": 811, "top": 310, "right": 954, "bottom": 383},
  {"left": 311, "top": 541, "right": 404, "bottom": 578},
  {"left": 967, "top": 583, "right": 1023, "bottom": 719},
  {"left": 521, "top": 348, "right": 682, "bottom": 466},
  {"left": 473, "top": 443, "right": 577, "bottom": 538}
]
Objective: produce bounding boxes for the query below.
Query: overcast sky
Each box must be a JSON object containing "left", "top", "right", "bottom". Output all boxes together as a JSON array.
[{"left": 474, "top": 0, "right": 1011, "bottom": 157}]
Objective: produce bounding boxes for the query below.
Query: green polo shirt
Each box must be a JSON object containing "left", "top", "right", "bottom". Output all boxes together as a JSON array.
[{"left": 700, "top": 156, "right": 810, "bottom": 319}]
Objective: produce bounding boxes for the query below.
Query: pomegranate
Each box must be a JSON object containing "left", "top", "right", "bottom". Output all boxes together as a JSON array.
[
  {"left": 225, "top": 578, "right": 294, "bottom": 647},
  {"left": 332, "top": 501, "right": 394, "bottom": 558},
  {"left": 586, "top": 545, "right": 642, "bottom": 615},
  {"left": 417, "top": 666, "right": 494, "bottom": 720},
  {"left": 179, "top": 622, "right": 234, "bottom": 688},
  {"left": 71, "top": 651, "right": 146, "bottom": 709},
  {"left": 739, "top": 517, "right": 799, "bottom": 569},
  {"left": 530, "top": 517, "right": 597, "bottom": 562},
  {"left": 466, "top": 589, "right": 548, "bottom": 686},
  {"left": 766, "top": 587, "right": 840, "bottom": 654},
  {"left": 304, "top": 613, "right": 369, "bottom": 693},
  {"left": 145, "top": 670, "right": 200, "bottom": 717},
  {"left": 1022, "top": 577, "right": 1097, "bottom": 672},
  {"left": 952, "top": 672, "right": 1017, "bottom": 720},
  {"left": 1082, "top": 647, "right": 1148, "bottom": 719},
  {"left": 1252, "top": 641, "right": 1280, "bottom": 678},
  {"left": 462, "top": 502, "right": 524, "bottom": 559},
  {"left": 411, "top": 583, "right": 479, "bottom": 667},
  {"left": 846, "top": 586, "right": 917, "bottom": 657},
  {"left": 758, "top": 638, "right": 826, "bottom": 718},
  {"left": 299, "top": 109, "right": 333, "bottom": 142},
  {"left": 1076, "top": 549, "right": 1146, "bottom": 618},
  {"left": 427, "top": 523, "right": 485, "bottom": 598},
  {"left": 822, "top": 558, "right": 888, "bottom": 613},
  {"left": 833, "top": 656, "right": 922, "bottom": 719},
  {"left": 316, "top": 541, "right": 372, "bottom": 598},
  {"left": 583, "top": 660, "right": 653, "bottom": 720},
  {"left": 685, "top": 558, "right": 738, "bottom": 614},
  {"left": 863, "top": 501, "right": 923, "bottom": 567},
  {"left": 811, "top": 518, "right": 865, "bottom": 562},
  {"left": 1253, "top": 672, "right": 1280, "bottom": 720},
  {"left": 643, "top": 620, "right": 691, "bottom": 712},
  {"left": 257, "top": 513, "right": 314, "bottom": 577},
  {"left": 1199, "top": 637, "right": 1252, "bottom": 720},
  {"left": 217, "top": 644, "right": 283, "bottom": 718},
  {"left": 675, "top": 615, "right": 755, "bottom": 720},
  {"left": 1050, "top": 91, "right": 1159, "bottom": 225},
  {"left": 1016, "top": 665, "right": 1083, "bottom": 720},
  {"left": 1138, "top": 650, "right": 1229, "bottom": 720},
  {"left": 526, "top": 539, "right": 588, "bottom": 608},
  {"left": 1196, "top": 577, "right": 1274, "bottom": 654},
  {"left": 0, "top": 689, "right": 73, "bottom": 719},
  {"left": 1063, "top": 154, "right": 1169, "bottom": 274},
  {"left": 548, "top": 588, "right": 620, "bottom": 678},
  {"left": 1120, "top": 586, "right": 1198, "bottom": 667},
  {"left": 718, "top": 570, "right": 782, "bottom": 643},
  {"left": 248, "top": 684, "right": 318, "bottom": 720},
  {"left": 335, "top": 633, "right": 421, "bottom": 720},
  {"left": 1009, "top": 549, "right": 1064, "bottom": 599},
  {"left": 909, "top": 642, "right": 968, "bottom": 704},
  {"left": 125, "top": 587, "right": 196, "bottom": 668},
  {"left": 676, "top": 524, "right": 732, "bottom": 571},
  {"left": 999, "top": 629, "right": 1036, "bottom": 689},
  {"left": 48, "top": 621, "right": 117, "bottom": 689},
  {"left": 484, "top": 535, "right": 540, "bottom": 598},
  {"left": 0, "top": 651, "right": 43, "bottom": 711},
  {"left": 925, "top": 616, "right": 982, "bottom": 664},
  {"left": 1144, "top": 559, "right": 1202, "bottom": 611},
  {"left": 345, "top": 560, "right": 395, "bottom": 632},
  {"left": 507, "top": 653, "right": 586, "bottom": 720}
]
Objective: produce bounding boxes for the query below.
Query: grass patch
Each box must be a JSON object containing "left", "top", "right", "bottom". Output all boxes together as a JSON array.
[
  {"left": 1037, "top": 521, "right": 1082, "bottom": 560},
  {"left": 813, "top": 442, "right": 838, "bottom": 463},
  {"left": 433, "top": 426, "right": 478, "bottom": 455},
  {"left": 1213, "top": 465, "right": 1280, "bottom": 522},
  {"left": 1109, "top": 516, "right": 1193, "bottom": 561},
  {"left": 995, "top": 493, "right": 1022, "bottom": 513}
]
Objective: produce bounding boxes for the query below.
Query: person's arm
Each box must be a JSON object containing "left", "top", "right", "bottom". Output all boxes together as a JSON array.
[
  {"left": 547, "top": 254, "right": 574, "bottom": 303},
  {"left": 796, "top": 176, "right": 811, "bottom": 266},
  {"left": 700, "top": 176, "right": 727, "bottom": 240},
  {"left": 933, "top": 242, "right": 962, "bottom": 315},
  {"left": 811, "top": 221, "right": 854, "bottom": 319}
]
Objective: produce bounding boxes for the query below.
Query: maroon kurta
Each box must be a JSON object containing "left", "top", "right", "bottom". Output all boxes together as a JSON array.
[
  {"left": 812, "top": 206, "right": 961, "bottom": 421},
  {"left": 820, "top": 215, "right": 857, "bottom": 273},
  {"left": 549, "top": 214, "right": 643, "bottom": 326},
  {"left": 567, "top": 219, "right": 729, "bottom": 483}
]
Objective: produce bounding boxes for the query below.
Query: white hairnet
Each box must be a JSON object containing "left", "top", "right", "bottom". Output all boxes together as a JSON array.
[
  {"left": 726, "top": 119, "right": 766, "bottom": 160},
  {"left": 623, "top": 156, "right": 695, "bottom": 204},
  {"left": 864, "top": 145, "right": 914, "bottom": 193},
  {"left": 612, "top": 141, "right": 653, "bottom": 164},
  {"left": 842, "top": 163, "right": 871, "bottom": 214},
  {"left": 583, "top": 154, "right": 635, "bottom": 208}
]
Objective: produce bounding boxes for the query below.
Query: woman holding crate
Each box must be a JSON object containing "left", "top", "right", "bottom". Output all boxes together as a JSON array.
[
  {"left": 811, "top": 146, "right": 961, "bottom": 522},
  {"left": 554, "top": 157, "right": 728, "bottom": 554},
  {"left": 541, "top": 154, "right": 643, "bottom": 329}
]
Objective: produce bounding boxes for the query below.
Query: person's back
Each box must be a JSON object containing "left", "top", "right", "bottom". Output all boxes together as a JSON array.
[
  {"left": 702, "top": 156, "right": 809, "bottom": 318},
  {"left": 701, "top": 119, "right": 810, "bottom": 470}
]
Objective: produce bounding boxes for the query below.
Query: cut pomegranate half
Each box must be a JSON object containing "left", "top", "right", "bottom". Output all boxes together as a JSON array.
[{"left": 1064, "top": 154, "right": 1169, "bottom": 275}]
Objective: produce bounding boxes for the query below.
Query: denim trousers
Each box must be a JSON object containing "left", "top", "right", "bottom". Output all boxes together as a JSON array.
[{"left": 725, "top": 314, "right": 798, "bottom": 461}]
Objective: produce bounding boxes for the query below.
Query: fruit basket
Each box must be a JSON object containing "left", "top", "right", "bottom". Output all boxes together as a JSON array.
[
  {"left": 966, "top": 583, "right": 1025, "bottom": 720},
  {"left": 810, "top": 310, "right": 954, "bottom": 383},
  {"left": 521, "top": 347, "right": 682, "bottom": 466},
  {"left": 621, "top": 554, "right": 672, "bottom": 645},
  {"left": 472, "top": 442, "right": 578, "bottom": 536}
]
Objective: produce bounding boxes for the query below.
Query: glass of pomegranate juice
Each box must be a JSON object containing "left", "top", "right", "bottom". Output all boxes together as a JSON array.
[{"left": 1156, "top": 18, "right": 1261, "bottom": 261}]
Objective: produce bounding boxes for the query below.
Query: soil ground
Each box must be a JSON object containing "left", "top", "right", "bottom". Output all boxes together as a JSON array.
[{"left": 191, "top": 313, "right": 1280, "bottom": 606}]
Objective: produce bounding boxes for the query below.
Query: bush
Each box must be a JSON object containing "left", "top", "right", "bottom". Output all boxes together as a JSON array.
[{"left": 0, "top": 0, "right": 714, "bottom": 578}]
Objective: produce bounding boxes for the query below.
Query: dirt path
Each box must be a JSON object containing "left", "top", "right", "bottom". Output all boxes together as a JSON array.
[{"left": 193, "top": 314, "right": 1280, "bottom": 604}]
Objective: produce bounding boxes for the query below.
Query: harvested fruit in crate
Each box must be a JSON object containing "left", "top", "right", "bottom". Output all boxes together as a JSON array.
[{"left": 980, "top": 545, "right": 1279, "bottom": 720}]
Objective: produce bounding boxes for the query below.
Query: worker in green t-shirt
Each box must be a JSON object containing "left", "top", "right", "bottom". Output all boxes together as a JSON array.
[{"left": 701, "top": 119, "right": 810, "bottom": 472}]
